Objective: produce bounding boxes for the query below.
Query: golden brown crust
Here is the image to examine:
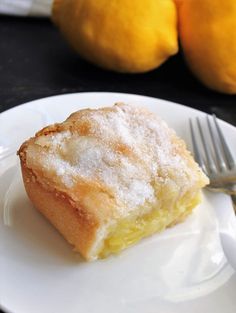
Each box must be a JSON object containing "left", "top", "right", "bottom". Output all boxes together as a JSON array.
[
  {"left": 18, "top": 132, "right": 118, "bottom": 225},
  {"left": 18, "top": 103, "right": 209, "bottom": 260},
  {"left": 20, "top": 160, "right": 99, "bottom": 260}
]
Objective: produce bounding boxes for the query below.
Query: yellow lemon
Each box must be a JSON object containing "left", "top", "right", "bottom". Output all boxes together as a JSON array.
[
  {"left": 52, "top": 0, "right": 178, "bottom": 73},
  {"left": 177, "top": 0, "right": 236, "bottom": 94}
]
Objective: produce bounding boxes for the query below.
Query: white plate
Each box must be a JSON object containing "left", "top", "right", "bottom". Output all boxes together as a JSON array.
[{"left": 1, "top": 92, "right": 236, "bottom": 313}]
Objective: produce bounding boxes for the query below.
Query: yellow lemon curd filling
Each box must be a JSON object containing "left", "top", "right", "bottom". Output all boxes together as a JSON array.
[{"left": 99, "top": 192, "right": 201, "bottom": 258}]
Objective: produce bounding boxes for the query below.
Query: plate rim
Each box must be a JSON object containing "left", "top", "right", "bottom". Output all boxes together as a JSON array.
[{"left": 0, "top": 91, "right": 235, "bottom": 132}]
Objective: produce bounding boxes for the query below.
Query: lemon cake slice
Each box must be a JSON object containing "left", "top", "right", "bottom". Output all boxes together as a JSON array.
[{"left": 18, "top": 103, "right": 208, "bottom": 260}]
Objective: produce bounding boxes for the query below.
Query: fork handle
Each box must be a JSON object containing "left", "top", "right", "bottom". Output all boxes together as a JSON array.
[
  {"left": 216, "top": 196, "right": 236, "bottom": 271},
  {"left": 231, "top": 195, "right": 236, "bottom": 214}
]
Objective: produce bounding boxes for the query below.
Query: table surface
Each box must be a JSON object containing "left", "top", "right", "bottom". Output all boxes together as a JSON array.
[
  {"left": 0, "top": 15, "right": 236, "bottom": 313},
  {"left": 1, "top": 16, "right": 236, "bottom": 125}
]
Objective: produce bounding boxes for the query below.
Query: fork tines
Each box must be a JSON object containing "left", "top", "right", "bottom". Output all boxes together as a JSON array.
[{"left": 190, "top": 114, "right": 235, "bottom": 173}]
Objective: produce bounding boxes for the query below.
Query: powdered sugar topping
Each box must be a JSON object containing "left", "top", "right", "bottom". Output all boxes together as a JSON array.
[{"left": 27, "top": 103, "right": 202, "bottom": 214}]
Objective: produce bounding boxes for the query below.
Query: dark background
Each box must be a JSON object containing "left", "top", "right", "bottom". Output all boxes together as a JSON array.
[
  {"left": 0, "top": 16, "right": 236, "bottom": 126},
  {"left": 0, "top": 15, "right": 236, "bottom": 313}
]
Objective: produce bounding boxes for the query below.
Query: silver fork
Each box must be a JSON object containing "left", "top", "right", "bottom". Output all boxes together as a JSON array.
[
  {"left": 190, "top": 114, "right": 236, "bottom": 270},
  {"left": 190, "top": 114, "right": 236, "bottom": 210}
]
